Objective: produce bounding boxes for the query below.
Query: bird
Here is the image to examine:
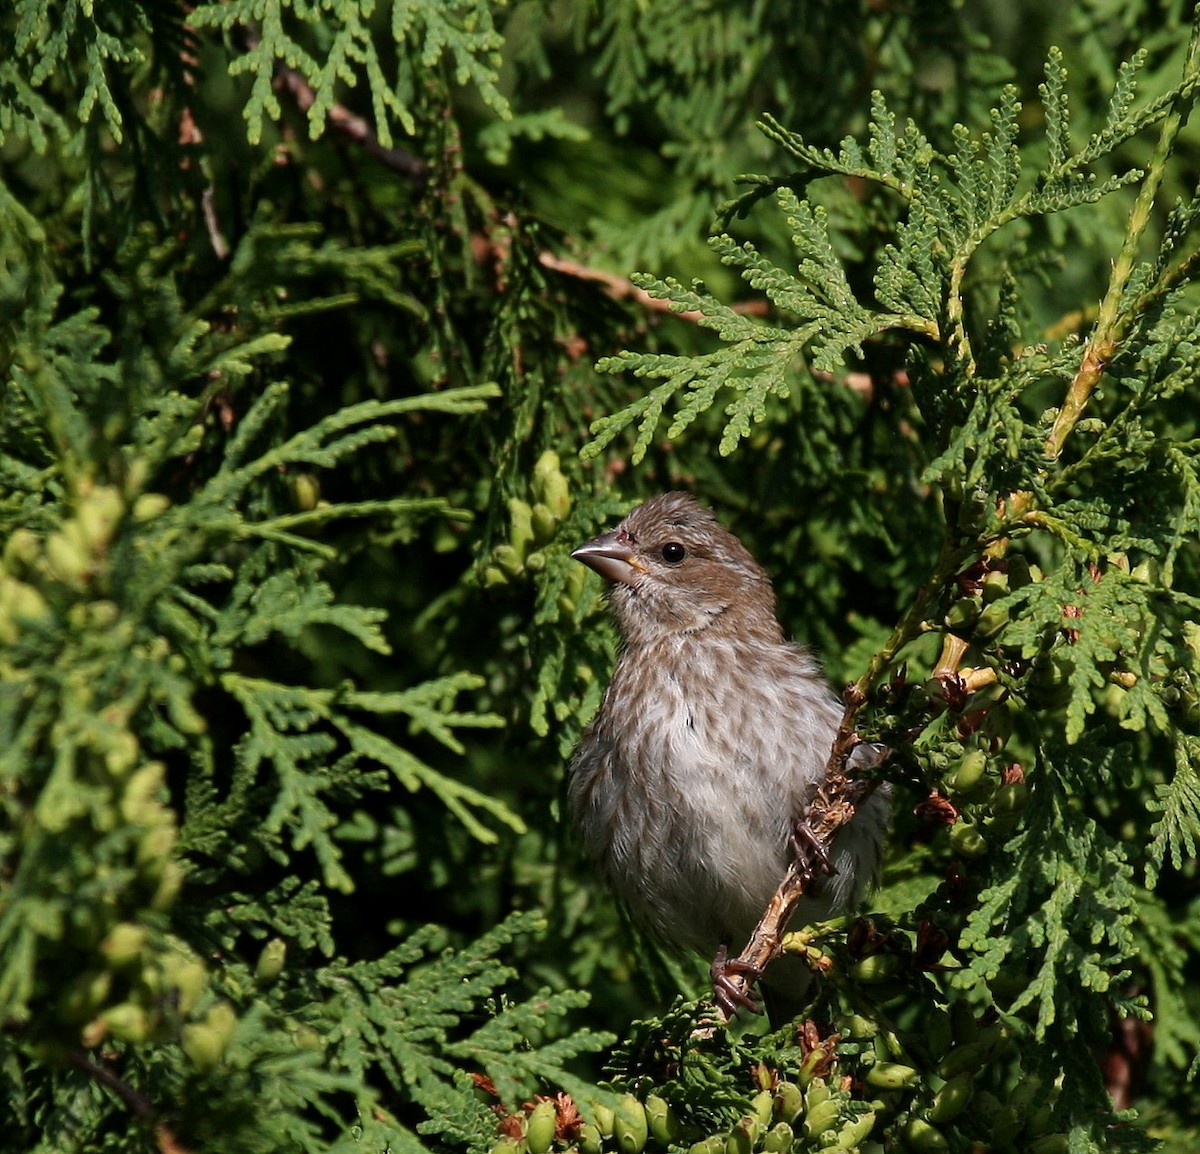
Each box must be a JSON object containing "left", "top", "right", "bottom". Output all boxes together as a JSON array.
[{"left": 567, "top": 492, "right": 890, "bottom": 1023}]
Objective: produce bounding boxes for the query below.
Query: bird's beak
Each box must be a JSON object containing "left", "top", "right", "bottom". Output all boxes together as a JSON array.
[{"left": 571, "top": 530, "right": 645, "bottom": 587}]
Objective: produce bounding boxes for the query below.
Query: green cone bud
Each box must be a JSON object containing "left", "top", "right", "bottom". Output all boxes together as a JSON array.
[
  {"left": 945, "top": 598, "right": 981, "bottom": 631},
  {"left": 534, "top": 451, "right": 570, "bottom": 516},
  {"left": 992, "top": 780, "right": 1029, "bottom": 816},
  {"left": 161, "top": 952, "right": 208, "bottom": 1015},
  {"left": 614, "top": 1096, "right": 649, "bottom": 1154},
  {"left": 256, "top": 938, "right": 287, "bottom": 985},
  {"left": 951, "top": 751, "right": 988, "bottom": 796},
  {"left": 591, "top": 1102, "right": 616, "bottom": 1136},
  {"left": 44, "top": 529, "right": 91, "bottom": 586},
  {"left": 102, "top": 730, "right": 139, "bottom": 778},
  {"left": 974, "top": 602, "right": 1010, "bottom": 639},
  {"left": 289, "top": 474, "right": 320, "bottom": 512},
  {"left": 206, "top": 1001, "right": 238, "bottom": 1049},
  {"left": 803, "top": 1079, "right": 831, "bottom": 1112},
  {"left": 749, "top": 1090, "right": 774, "bottom": 1128},
  {"left": 133, "top": 492, "right": 172, "bottom": 522},
  {"left": 773, "top": 1081, "right": 804, "bottom": 1123},
  {"left": 1130, "top": 559, "right": 1158, "bottom": 585},
  {"left": 2, "top": 528, "right": 41, "bottom": 575},
  {"left": 579, "top": 1124, "right": 604, "bottom": 1154},
  {"left": 801, "top": 1098, "right": 841, "bottom": 1139},
  {"left": 925, "top": 1072, "right": 974, "bottom": 1123},
  {"left": 761, "top": 1122, "right": 793, "bottom": 1154},
  {"left": 541, "top": 472, "right": 571, "bottom": 520},
  {"left": 103, "top": 1002, "right": 153, "bottom": 1045},
  {"left": 1028, "top": 656, "right": 1072, "bottom": 709},
  {"left": 531, "top": 502, "right": 558, "bottom": 544},
  {"left": 526, "top": 1100, "right": 558, "bottom": 1154},
  {"left": 851, "top": 954, "right": 899, "bottom": 983},
  {"left": 0, "top": 578, "right": 50, "bottom": 639},
  {"left": 903, "top": 1118, "right": 949, "bottom": 1152},
  {"left": 508, "top": 499, "right": 535, "bottom": 558},
  {"left": 834, "top": 1109, "right": 876, "bottom": 1149},
  {"left": 100, "top": 923, "right": 147, "bottom": 969},
  {"left": 936, "top": 1023, "right": 1010, "bottom": 1079},
  {"left": 949, "top": 821, "right": 988, "bottom": 858},
  {"left": 1008, "top": 1073, "right": 1042, "bottom": 1116},
  {"left": 981, "top": 570, "right": 1010, "bottom": 603},
  {"left": 937, "top": 1039, "right": 991, "bottom": 1080},
  {"left": 725, "top": 1116, "right": 760, "bottom": 1154},
  {"left": 838, "top": 1013, "right": 879, "bottom": 1040},
  {"left": 493, "top": 544, "right": 525, "bottom": 578},
  {"left": 150, "top": 861, "right": 184, "bottom": 912},
  {"left": 120, "top": 762, "right": 165, "bottom": 823},
  {"left": 138, "top": 823, "right": 177, "bottom": 870},
  {"left": 76, "top": 485, "right": 125, "bottom": 550},
  {"left": 864, "top": 1062, "right": 920, "bottom": 1091},
  {"left": 533, "top": 450, "right": 562, "bottom": 488},
  {"left": 645, "top": 1095, "right": 681, "bottom": 1146},
  {"left": 182, "top": 1021, "right": 227, "bottom": 1073},
  {"left": 488, "top": 1140, "right": 524, "bottom": 1154}
]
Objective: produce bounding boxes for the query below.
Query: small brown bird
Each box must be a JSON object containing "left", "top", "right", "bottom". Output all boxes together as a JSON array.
[{"left": 568, "top": 492, "right": 890, "bottom": 1022}]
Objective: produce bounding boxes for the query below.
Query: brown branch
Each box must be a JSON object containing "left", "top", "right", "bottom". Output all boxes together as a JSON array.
[
  {"left": 536, "top": 252, "right": 710, "bottom": 321},
  {"left": 714, "top": 539, "right": 972, "bottom": 1019},
  {"left": 69, "top": 1050, "right": 192, "bottom": 1154},
  {"left": 235, "top": 25, "right": 429, "bottom": 184},
  {"left": 536, "top": 253, "right": 885, "bottom": 394},
  {"left": 714, "top": 724, "right": 884, "bottom": 1020}
]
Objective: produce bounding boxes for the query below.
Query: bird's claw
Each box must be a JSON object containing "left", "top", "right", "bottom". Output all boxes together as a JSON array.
[
  {"left": 710, "top": 944, "right": 764, "bottom": 1017},
  {"left": 791, "top": 822, "right": 837, "bottom": 876}
]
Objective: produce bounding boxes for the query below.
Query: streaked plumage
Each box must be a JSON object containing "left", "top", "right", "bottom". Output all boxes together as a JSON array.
[{"left": 569, "top": 492, "right": 890, "bottom": 1019}]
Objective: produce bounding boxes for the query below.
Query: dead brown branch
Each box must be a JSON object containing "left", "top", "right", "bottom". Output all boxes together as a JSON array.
[
  {"left": 69, "top": 1050, "right": 192, "bottom": 1154},
  {"left": 236, "top": 25, "right": 429, "bottom": 184}
]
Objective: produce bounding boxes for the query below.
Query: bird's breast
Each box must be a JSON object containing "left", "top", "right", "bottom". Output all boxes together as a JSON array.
[{"left": 569, "top": 638, "right": 842, "bottom": 952}]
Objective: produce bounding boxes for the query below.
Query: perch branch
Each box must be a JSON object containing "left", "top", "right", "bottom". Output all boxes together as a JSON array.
[{"left": 713, "top": 540, "right": 971, "bottom": 1019}]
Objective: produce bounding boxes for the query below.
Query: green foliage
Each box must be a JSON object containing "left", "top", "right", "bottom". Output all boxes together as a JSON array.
[
  {"left": 3, "top": 1, "right": 1200, "bottom": 1152},
  {"left": 189, "top": 0, "right": 509, "bottom": 148}
]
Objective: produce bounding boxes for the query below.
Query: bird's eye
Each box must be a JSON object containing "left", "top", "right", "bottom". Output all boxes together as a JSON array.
[{"left": 660, "top": 542, "right": 686, "bottom": 564}]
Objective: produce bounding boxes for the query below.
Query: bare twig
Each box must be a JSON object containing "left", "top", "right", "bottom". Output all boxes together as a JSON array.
[
  {"left": 200, "top": 186, "right": 230, "bottom": 260},
  {"left": 269, "top": 61, "right": 429, "bottom": 183},
  {"left": 232, "top": 23, "right": 428, "bottom": 183},
  {"left": 713, "top": 737, "right": 883, "bottom": 1019},
  {"left": 714, "top": 540, "right": 971, "bottom": 1018},
  {"left": 537, "top": 252, "right": 710, "bottom": 322},
  {"left": 536, "top": 253, "right": 884, "bottom": 394},
  {"left": 69, "top": 1050, "right": 192, "bottom": 1154},
  {"left": 70, "top": 1050, "right": 155, "bottom": 1119}
]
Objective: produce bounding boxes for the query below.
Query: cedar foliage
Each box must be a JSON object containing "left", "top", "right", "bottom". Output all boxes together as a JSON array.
[{"left": 2, "top": 2, "right": 1199, "bottom": 1153}]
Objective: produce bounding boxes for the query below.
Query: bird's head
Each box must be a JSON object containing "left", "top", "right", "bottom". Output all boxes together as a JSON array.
[{"left": 572, "top": 492, "right": 782, "bottom": 646}]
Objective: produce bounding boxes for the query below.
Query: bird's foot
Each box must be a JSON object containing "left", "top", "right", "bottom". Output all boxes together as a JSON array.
[
  {"left": 790, "top": 822, "right": 837, "bottom": 876},
  {"left": 710, "top": 944, "right": 764, "bottom": 1018}
]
